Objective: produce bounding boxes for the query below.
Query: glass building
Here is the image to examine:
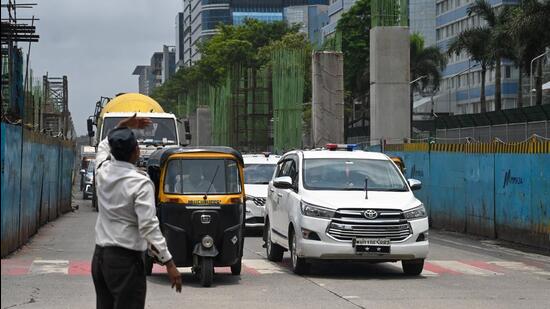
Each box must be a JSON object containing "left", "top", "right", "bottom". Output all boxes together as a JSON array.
[{"left": 181, "top": 0, "right": 328, "bottom": 66}]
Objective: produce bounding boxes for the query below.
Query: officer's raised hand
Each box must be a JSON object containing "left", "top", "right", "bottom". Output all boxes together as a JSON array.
[{"left": 117, "top": 113, "right": 153, "bottom": 129}]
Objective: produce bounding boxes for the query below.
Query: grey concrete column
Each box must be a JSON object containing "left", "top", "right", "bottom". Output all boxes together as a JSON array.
[
  {"left": 195, "top": 106, "right": 212, "bottom": 146},
  {"left": 369, "top": 27, "right": 410, "bottom": 144},
  {"left": 312, "top": 51, "right": 345, "bottom": 147}
]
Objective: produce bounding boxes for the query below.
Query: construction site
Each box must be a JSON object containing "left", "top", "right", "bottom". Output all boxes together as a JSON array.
[
  {"left": 178, "top": 47, "right": 344, "bottom": 154},
  {"left": 1, "top": 1, "right": 76, "bottom": 257}
]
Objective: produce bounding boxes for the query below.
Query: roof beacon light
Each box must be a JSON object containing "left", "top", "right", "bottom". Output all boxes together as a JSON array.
[{"left": 325, "top": 143, "right": 358, "bottom": 151}]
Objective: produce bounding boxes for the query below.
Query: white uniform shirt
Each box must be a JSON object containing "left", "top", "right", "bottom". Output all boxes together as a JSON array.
[{"left": 94, "top": 137, "right": 172, "bottom": 263}]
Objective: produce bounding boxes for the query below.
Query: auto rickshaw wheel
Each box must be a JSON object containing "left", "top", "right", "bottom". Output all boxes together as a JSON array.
[
  {"left": 230, "top": 258, "right": 242, "bottom": 275},
  {"left": 200, "top": 257, "right": 213, "bottom": 287}
]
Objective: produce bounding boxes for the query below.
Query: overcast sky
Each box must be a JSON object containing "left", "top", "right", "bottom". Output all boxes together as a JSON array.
[{"left": 27, "top": 0, "right": 181, "bottom": 135}]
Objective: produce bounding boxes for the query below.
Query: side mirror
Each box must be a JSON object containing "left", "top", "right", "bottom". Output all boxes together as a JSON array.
[
  {"left": 408, "top": 179, "right": 422, "bottom": 191},
  {"left": 273, "top": 176, "right": 293, "bottom": 189},
  {"left": 87, "top": 119, "right": 95, "bottom": 137},
  {"left": 80, "top": 169, "right": 86, "bottom": 174}
]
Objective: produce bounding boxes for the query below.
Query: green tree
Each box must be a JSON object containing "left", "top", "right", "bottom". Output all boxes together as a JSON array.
[
  {"left": 448, "top": 27, "right": 492, "bottom": 112},
  {"left": 410, "top": 33, "right": 447, "bottom": 94},
  {"left": 336, "top": 0, "right": 371, "bottom": 110},
  {"left": 410, "top": 33, "right": 447, "bottom": 130},
  {"left": 507, "top": 0, "right": 550, "bottom": 106},
  {"left": 468, "top": 0, "right": 514, "bottom": 111},
  {"left": 152, "top": 19, "right": 299, "bottom": 110}
]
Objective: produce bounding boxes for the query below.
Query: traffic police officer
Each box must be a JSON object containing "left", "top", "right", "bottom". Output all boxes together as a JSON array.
[{"left": 92, "top": 115, "right": 182, "bottom": 309}]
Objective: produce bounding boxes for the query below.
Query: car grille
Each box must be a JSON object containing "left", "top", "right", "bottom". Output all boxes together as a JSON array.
[
  {"left": 327, "top": 209, "right": 411, "bottom": 242},
  {"left": 251, "top": 197, "right": 266, "bottom": 207}
]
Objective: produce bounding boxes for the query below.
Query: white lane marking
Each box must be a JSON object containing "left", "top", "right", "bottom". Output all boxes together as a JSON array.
[
  {"left": 430, "top": 260, "right": 503, "bottom": 276},
  {"left": 242, "top": 259, "right": 286, "bottom": 274},
  {"left": 343, "top": 296, "right": 359, "bottom": 299},
  {"left": 488, "top": 261, "right": 542, "bottom": 272},
  {"left": 30, "top": 260, "right": 69, "bottom": 275}
]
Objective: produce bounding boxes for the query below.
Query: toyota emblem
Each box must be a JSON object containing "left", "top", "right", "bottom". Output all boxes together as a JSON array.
[{"left": 364, "top": 209, "right": 378, "bottom": 219}]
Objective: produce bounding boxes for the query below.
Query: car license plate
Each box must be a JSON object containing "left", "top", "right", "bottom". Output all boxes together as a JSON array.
[{"left": 353, "top": 238, "right": 390, "bottom": 254}]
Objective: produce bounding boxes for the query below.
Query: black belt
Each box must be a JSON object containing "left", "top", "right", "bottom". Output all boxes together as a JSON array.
[{"left": 95, "top": 245, "right": 142, "bottom": 258}]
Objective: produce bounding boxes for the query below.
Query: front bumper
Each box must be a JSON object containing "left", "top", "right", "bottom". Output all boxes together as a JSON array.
[
  {"left": 296, "top": 216, "right": 429, "bottom": 261},
  {"left": 245, "top": 200, "right": 265, "bottom": 228}
]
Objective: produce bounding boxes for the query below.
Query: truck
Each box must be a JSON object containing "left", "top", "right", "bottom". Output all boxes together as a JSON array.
[
  {"left": 87, "top": 93, "right": 190, "bottom": 166},
  {"left": 86, "top": 93, "right": 191, "bottom": 209}
]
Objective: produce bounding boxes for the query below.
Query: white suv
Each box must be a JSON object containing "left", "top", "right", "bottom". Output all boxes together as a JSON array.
[
  {"left": 243, "top": 154, "right": 281, "bottom": 229},
  {"left": 264, "top": 145, "right": 429, "bottom": 275}
]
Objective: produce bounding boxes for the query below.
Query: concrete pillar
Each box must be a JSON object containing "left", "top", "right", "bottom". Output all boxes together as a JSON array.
[
  {"left": 369, "top": 27, "right": 410, "bottom": 144},
  {"left": 190, "top": 106, "right": 212, "bottom": 146},
  {"left": 312, "top": 51, "right": 344, "bottom": 147}
]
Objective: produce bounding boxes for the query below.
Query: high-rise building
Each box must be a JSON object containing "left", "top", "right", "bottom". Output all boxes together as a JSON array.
[
  {"left": 321, "top": 0, "right": 356, "bottom": 40},
  {"left": 284, "top": 4, "right": 329, "bottom": 48},
  {"left": 181, "top": 0, "right": 328, "bottom": 67},
  {"left": 409, "top": 0, "right": 436, "bottom": 47},
  {"left": 133, "top": 46, "right": 176, "bottom": 95},
  {"left": 434, "top": 0, "right": 520, "bottom": 114}
]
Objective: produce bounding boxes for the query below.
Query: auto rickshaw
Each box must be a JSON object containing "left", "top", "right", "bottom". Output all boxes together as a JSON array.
[
  {"left": 390, "top": 156, "right": 406, "bottom": 174},
  {"left": 146, "top": 146, "right": 245, "bottom": 287}
]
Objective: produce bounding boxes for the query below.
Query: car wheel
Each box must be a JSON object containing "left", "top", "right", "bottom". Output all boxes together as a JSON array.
[
  {"left": 265, "top": 220, "right": 283, "bottom": 262},
  {"left": 290, "top": 229, "right": 309, "bottom": 275},
  {"left": 402, "top": 259, "right": 424, "bottom": 276},
  {"left": 82, "top": 192, "right": 88, "bottom": 200}
]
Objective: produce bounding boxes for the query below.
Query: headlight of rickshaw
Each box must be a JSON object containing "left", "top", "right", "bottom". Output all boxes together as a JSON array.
[{"left": 201, "top": 235, "right": 214, "bottom": 248}]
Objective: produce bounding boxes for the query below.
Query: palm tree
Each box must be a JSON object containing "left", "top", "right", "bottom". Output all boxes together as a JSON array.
[
  {"left": 410, "top": 33, "right": 447, "bottom": 136},
  {"left": 447, "top": 27, "right": 492, "bottom": 112},
  {"left": 410, "top": 33, "right": 447, "bottom": 94},
  {"left": 468, "top": 0, "right": 514, "bottom": 111},
  {"left": 507, "top": 0, "right": 550, "bottom": 106}
]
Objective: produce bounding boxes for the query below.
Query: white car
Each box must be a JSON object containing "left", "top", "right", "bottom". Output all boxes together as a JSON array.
[
  {"left": 264, "top": 144, "right": 429, "bottom": 275},
  {"left": 243, "top": 153, "right": 281, "bottom": 229}
]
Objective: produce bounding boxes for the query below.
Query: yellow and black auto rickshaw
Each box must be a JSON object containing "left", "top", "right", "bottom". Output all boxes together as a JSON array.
[{"left": 146, "top": 146, "right": 245, "bottom": 287}]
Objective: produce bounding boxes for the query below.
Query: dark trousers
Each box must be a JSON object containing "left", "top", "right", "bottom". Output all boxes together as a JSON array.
[{"left": 92, "top": 245, "right": 146, "bottom": 309}]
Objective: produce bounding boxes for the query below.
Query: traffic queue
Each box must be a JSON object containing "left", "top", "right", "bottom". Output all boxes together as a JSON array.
[{"left": 132, "top": 142, "right": 428, "bottom": 287}]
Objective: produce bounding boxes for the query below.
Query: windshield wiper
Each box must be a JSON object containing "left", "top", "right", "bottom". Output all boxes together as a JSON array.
[{"left": 203, "top": 166, "right": 220, "bottom": 200}]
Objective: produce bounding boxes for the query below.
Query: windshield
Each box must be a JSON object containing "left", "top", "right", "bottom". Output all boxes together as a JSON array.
[
  {"left": 303, "top": 159, "right": 408, "bottom": 191},
  {"left": 101, "top": 117, "right": 177, "bottom": 145},
  {"left": 244, "top": 164, "right": 276, "bottom": 184},
  {"left": 164, "top": 158, "right": 241, "bottom": 195}
]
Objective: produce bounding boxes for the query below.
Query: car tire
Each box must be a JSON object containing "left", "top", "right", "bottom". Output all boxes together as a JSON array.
[
  {"left": 402, "top": 259, "right": 424, "bottom": 276},
  {"left": 290, "top": 229, "right": 309, "bottom": 275},
  {"left": 265, "top": 220, "right": 284, "bottom": 262},
  {"left": 82, "top": 192, "right": 88, "bottom": 200}
]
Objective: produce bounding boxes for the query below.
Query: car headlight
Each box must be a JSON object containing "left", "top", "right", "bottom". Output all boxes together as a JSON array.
[
  {"left": 404, "top": 204, "right": 427, "bottom": 220},
  {"left": 300, "top": 201, "right": 335, "bottom": 219}
]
